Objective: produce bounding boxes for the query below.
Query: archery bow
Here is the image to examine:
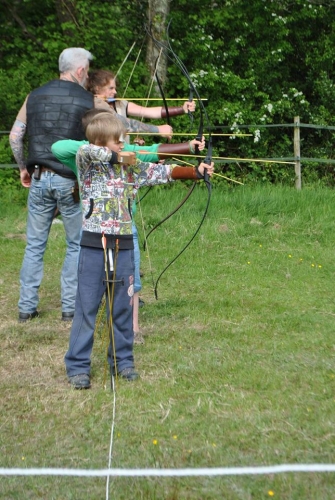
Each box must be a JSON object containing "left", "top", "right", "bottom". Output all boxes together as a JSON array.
[{"left": 144, "top": 21, "right": 213, "bottom": 299}]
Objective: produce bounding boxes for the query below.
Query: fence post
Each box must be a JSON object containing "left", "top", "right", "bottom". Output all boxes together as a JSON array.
[{"left": 294, "top": 116, "right": 301, "bottom": 189}]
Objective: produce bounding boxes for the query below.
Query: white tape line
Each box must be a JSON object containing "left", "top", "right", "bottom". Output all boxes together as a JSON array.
[{"left": 1, "top": 464, "right": 335, "bottom": 477}]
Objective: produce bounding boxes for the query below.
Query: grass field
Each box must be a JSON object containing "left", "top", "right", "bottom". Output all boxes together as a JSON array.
[{"left": 1, "top": 182, "right": 335, "bottom": 499}]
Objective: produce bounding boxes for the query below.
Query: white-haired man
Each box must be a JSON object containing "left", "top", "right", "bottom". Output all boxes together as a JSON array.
[{"left": 9, "top": 47, "right": 95, "bottom": 323}]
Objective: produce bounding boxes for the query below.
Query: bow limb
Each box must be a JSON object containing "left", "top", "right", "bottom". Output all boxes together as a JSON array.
[
  {"left": 143, "top": 181, "right": 196, "bottom": 250},
  {"left": 142, "top": 43, "right": 195, "bottom": 246},
  {"left": 155, "top": 55, "right": 170, "bottom": 127}
]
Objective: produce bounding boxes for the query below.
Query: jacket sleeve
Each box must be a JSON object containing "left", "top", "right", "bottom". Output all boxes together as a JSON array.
[{"left": 51, "top": 139, "right": 87, "bottom": 175}]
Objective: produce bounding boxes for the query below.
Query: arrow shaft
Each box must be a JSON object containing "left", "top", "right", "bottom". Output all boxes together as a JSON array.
[
  {"left": 136, "top": 152, "right": 295, "bottom": 164},
  {"left": 127, "top": 132, "right": 252, "bottom": 136}
]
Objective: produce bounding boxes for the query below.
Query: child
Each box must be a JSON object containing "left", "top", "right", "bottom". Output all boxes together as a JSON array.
[
  {"left": 52, "top": 113, "right": 214, "bottom": 389},
  {"left": 53, "top": 108, "right": 206, "bottom": 345}
]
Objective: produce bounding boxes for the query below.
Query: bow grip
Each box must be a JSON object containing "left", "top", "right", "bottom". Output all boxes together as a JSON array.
[{"left": 202, "top": 153, "right": 211, "bottom": 183}]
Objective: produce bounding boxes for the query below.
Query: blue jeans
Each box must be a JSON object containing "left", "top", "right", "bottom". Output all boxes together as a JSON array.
[
  {"left": 19, "top": 171, "right": 82, "bottom": 314},
  {"left": 64, "top": 246, "right": 135, "bottom": 376},
  {"left": 132, "top": 222, "right": 142, "bottom": 293}
]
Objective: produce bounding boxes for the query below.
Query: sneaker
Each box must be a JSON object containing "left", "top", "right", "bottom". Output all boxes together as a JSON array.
[
  {"left": 118, "top": 367, "right": 139, "bottom": 381},
  {"left": 68, "top": 373, "right": 91, "bottom": 389},
  {"left": 134, "top": 331, "right": 145, "bottom": 345},
  {"left": 18, "top": 311, "right": 39, "bottom": 323},
  {"left": 62, "top": 311, "right": 74, "bottom": 321}
]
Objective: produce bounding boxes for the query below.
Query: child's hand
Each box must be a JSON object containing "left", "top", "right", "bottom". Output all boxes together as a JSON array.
[
  {"left": 190, "top": 135, "right": 206, "bottom": 152},
  {"left": 117, "top": 151, "right": 136, "bottom": 165},
  {"left": 197, "top": 161, "right": 214, "bottom": 177}
]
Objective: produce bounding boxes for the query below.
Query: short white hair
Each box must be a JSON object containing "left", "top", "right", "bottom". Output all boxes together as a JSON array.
[{"left": 58, "top": 48, "right": 94, "bottom": 73}]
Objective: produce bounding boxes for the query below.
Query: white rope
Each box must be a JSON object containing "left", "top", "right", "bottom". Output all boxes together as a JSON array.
[
  {"left": 105, "top": 375, "right": 116, "bottom": 499},
  {"left": 2, "top": 464, "right": 335, "bottom": 477},
  {"left": 115, "top": 42, "right": 136, "bottom": 79}
]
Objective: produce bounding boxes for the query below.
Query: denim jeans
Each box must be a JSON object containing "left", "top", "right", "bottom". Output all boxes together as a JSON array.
[
  {"left": 64, "top": 246, "right": 135, "bottom": 377},
  {"left": 132, "top": 222, "right": 142, "bottom": 293},
  {"left": 19, "top": 170, "right": 82, "bottom": 314}
]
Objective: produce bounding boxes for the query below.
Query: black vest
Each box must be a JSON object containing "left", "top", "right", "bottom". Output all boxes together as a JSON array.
[{"left": 26, "top": 79, "right": 94, "bottom": 178}]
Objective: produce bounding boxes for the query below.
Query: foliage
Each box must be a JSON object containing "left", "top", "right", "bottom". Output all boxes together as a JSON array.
[{"left": 1, "top": 0, "right": 335, "bottom": 183}]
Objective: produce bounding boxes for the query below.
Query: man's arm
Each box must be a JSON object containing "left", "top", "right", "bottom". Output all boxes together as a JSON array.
[{"left": 9, "top": 119, "right": 31, "bottom": 188}]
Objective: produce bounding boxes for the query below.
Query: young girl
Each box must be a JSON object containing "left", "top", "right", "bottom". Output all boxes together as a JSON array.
[{"left": 52, "top": 112, "right": 214, "bottom": 389}]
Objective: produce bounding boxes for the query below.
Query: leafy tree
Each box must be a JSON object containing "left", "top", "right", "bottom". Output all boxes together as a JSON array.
[{"left": 2, "top": 0, "right": 335, "bottom": 184}]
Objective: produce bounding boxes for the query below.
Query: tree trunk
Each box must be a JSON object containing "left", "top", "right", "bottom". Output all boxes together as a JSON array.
[
  {"left": 55, "top": 0, "right": 78, "bottom": 38},
  {"left": 145, "top": 0, "right": 170, "bottom": 95}
]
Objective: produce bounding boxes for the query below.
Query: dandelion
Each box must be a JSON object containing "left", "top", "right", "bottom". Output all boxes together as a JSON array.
[
  {"left": 311, "top": 264, "right": 315, "bottom": 267},
  {"left": 173, "top": 435, "right": 178, "bottom": 440},
  {"left": 153, "top": 439, "right": 158, "bottom": 445},
  {"left": 268, "top": 491, "right": 275, "bottom": 497},
  {"left": 22, "top": 457, "right": 25, "bottom": 461},
  {"left": 259, "top": 244, "right": 262, "bottom": 247},
  {"left": 212, "top": 443, "right": 217, "bottom": 447},
  {"left": 288, "top": 254, "right": 292, "bottom": 258},
  {"left": 247, "top": 261, "right": 251, "bottom": 265},
  {"left": 318, "top": 265, "right": 322, "bottom": 268}
]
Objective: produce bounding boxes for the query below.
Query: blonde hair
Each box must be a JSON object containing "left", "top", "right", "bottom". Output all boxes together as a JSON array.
[{"left": 85, "top": 113, "right": 126, "bottom": 146}]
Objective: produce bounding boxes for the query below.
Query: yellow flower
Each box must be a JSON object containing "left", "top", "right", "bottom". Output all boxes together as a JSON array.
[
  {"left": 153, "top": 439, "right": 158, "bottom": 445},
  {"left": 288, "top": 254, "right": 292, "bottom": 258},
  {"left": 173, "top": 435, "right": 178, "bottom": 440},
  {"left": 247, "top": 261, "right": 251, "bottom": 265},
  {"left": 268, "top": 491, "right": 274, "bottom": 497},
  {"left": 311, "top": 263, "right": 315, "bottom": 267}
]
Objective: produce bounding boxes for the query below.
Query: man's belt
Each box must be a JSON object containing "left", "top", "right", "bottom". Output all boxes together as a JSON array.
[{"left": 33, "top": 165, "right": 54, "bottom": 179}]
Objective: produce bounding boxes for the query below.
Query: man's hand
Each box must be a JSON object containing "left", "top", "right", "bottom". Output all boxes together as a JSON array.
[
  {"left": 157, "top": 124, "right": 173, "bottom": 140},
  {"left": 20, "top": 168, "right": 31, "bottom": 188}
]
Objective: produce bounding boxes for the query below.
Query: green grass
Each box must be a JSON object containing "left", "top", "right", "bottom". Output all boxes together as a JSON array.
[{"left": 1, "top": 183, "right": 335, "bottom": 499}]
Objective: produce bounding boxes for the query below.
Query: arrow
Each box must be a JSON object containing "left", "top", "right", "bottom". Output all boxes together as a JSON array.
[
  {"left": 136, "top": 152, "right": 295, "bottom": 164},
  {"left": 104, "top": 97, "right": 208, "bottom": 101},
  {"left": 127, "top": 132, "right": 252, "bottom": 137}
]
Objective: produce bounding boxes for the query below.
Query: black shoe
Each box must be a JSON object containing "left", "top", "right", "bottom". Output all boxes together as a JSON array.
[
  {"left": 68, "top": 374, "right": 91, "bottom": 389},
  {"left": 62, "top": 311, "right": 74, "bottom": 321},
  {"left": 117, "top": 367, "right": 139, "bottom": 381},
  {"left": 139, "top": 299, "right": 145, "bottom": 308},
  {"left": 18, "top": 311, "right": 39, "bottom": 323}
]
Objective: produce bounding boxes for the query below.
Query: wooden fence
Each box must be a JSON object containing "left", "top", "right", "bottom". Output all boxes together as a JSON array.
[{"left": 2, "top": 117, "right": 335, "bottom": 189}]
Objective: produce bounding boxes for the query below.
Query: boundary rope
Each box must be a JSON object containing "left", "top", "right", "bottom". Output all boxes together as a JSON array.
[{"left": 1, "top": 464, "right": 335, "bottom": 477}]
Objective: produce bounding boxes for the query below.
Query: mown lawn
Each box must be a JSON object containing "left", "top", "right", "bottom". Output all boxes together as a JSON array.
[{"left": 1, "top": 183, "right": 335, "bottom": 499}]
